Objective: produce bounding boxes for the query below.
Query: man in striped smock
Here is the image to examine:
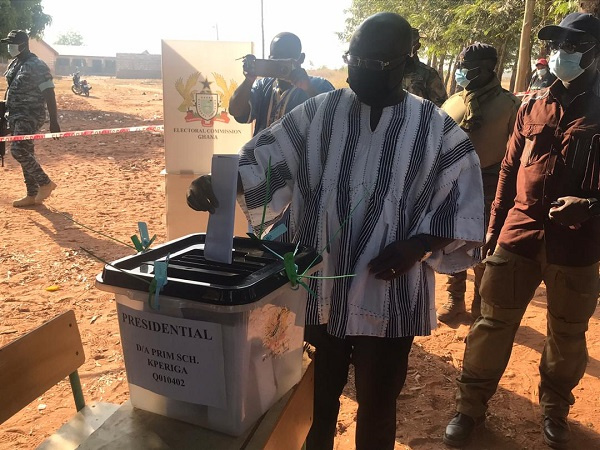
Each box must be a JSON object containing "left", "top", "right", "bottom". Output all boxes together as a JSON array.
[{"left": 188, "top": 12, "right": 485, "bottom": 450}]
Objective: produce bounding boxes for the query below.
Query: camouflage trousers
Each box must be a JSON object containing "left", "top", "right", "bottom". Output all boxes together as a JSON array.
[{"left": 10, "top": 120, "right": 51, "bottom": 197}]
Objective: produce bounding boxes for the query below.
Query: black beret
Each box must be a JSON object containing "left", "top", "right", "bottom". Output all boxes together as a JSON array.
[{"left": 460, "top": 42, "right": 497, "bottom": 62}]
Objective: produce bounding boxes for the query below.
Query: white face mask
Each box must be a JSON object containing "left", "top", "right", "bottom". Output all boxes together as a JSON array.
[
  {"left": 537, "top": 68, "right": 548, "bottom": 77},
  {"left": 549, "top": 47, "right": 596, "bottom": 82},
  {"left": 7, "top": 43, "right": 21, "bottom": 57}
]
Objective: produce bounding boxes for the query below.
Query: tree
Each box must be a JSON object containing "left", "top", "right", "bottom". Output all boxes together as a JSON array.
[
  {"left": 515, "top": 0, "right": 536, "bottom": 93},
  {"left": 0, "top": 0, "right": 52, "bottom": 40},
  {"left": 339, "top": 0, "right": 581, "bottom": 93},
  {"left": 340, "top": 0, "right": 526, "bottom": 94},
  {"left": 55, "top": 31, "right": 84, "bottom": 46}
]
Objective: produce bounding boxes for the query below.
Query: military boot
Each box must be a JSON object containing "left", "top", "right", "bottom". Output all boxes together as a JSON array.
[
  {"left": 437, "top": 293, "right": 466, "bottom": 323},
  {"left": 13, "top": 195, "right": 36, "bottom": 207},
  {"left": 35, "top": 181, "right": 57, "bottom": 203}
]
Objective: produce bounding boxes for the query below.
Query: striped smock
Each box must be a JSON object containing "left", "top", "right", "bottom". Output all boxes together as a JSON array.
[{"left": 238, "top": 88, "right": 485, "bottom": 338}]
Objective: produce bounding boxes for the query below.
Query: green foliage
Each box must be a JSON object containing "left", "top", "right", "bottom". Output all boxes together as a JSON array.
[
  {"left": 0, "top": 0, "right": 51, "bottom": 59},
  {"left": 0, "top": 0, "right": 52, "bottom": 40},
  {"left": 549, "top": 0, "right": 578, "bottom": 18},
  {"left": 339, "top": 0, "right": 580, "bottom": 71},
  {"left": 55, "top": 30, "right": 84, "bottom": 46}
]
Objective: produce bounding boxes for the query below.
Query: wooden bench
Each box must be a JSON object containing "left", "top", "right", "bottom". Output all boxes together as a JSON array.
[{"left": 0, "top": 310, "right": 119, "bottom": 449}]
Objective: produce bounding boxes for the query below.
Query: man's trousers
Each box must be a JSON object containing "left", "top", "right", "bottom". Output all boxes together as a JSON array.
[
  {"left": 456, "top": 246, "right": 599, "bottom": 419},
  {"left": 305, "top": 324, "right": 414, "bottom": 450},
  {"left": 10, "top": 119, "right": 50, "bottom": 197}
]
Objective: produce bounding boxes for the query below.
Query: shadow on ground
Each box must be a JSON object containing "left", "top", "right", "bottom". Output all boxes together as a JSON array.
[{"left": 337, "top": 342, "right": 600, "bottom": 449}]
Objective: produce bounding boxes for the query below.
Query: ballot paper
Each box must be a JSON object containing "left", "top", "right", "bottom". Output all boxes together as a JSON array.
[{"left": 204, "top": 154, "right": 239, "bottom": 264}]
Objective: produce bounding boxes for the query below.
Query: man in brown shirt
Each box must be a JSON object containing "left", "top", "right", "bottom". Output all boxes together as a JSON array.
[
  {"left": 444, "top": 13, "right": 600, "bottom": 449},
  {"left": 438, "top": 43, "right": 520, "bottom": 322}
]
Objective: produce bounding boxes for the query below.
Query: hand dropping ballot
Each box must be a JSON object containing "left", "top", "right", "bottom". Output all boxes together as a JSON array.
[{"left": 204, "top": 155, "right": 239, "bottom": 264}]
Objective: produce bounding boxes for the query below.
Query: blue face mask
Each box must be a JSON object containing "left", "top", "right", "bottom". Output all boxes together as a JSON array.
[
  {"left": 455, "top": 68, "right": 470, "bottom": 88},
  {"left": 549, "top": 48, "right": 595, "bottom": 82}
]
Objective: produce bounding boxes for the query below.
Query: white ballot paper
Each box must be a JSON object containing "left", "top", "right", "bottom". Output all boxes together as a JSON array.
[{"left": 204, "top": 154, "right": 239, "bottom": 264}]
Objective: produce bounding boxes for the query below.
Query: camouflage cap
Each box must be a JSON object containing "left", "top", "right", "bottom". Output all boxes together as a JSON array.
[{"left": 1, "top": 30, "right": 29, "bottom": 44}]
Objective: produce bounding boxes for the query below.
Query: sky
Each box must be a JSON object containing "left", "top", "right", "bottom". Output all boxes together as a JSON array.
[{"left": 40, "top": 0, "right": 353, "bottom": 69}]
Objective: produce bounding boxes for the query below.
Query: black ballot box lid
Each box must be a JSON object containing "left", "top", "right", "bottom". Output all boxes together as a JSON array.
[{"left": 96, "top": 234, "right": 321, "bottom": 305}]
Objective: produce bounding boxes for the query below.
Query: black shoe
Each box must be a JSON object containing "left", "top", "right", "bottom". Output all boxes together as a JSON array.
[
  {"left": 443, "top": 412, "right": 484, "bottom": 447},
  {"left": 543, "top": 416, "right": 570, "bottom": 449}
]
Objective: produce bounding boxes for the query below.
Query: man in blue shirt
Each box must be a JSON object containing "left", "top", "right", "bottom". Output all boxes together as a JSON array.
[{"left": 229, "top": 32, "right": 334, "bottom": 135}]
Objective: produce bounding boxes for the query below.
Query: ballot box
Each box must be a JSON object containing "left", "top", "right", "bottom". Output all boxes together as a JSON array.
[{"left": 96, "top": 233, "right": 320, "bottom": 436}]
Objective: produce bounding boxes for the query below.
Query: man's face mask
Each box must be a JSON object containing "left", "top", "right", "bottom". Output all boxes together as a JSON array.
[
  {"left": 345, "top": 53, "right": 407, "bottom": 107},
  {"left": 454, "top": 68, "right": 470, "bottom": 88},
  {"left": 548, "top": 41, "right": 597, "bottom": 82},
  {"left": 537, "top": 68, "right": 548, "bottom": 77},
  {"left": 8, "top": 43, "right": 21, "bottom": 57},
  {"left": 455, "top": 67, "right": 481, "bottom": 88}
]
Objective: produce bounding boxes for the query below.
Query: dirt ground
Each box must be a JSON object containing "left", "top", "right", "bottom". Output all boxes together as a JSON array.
[{"left": 1, "top": 75, "right": 600, "bottom": 450}]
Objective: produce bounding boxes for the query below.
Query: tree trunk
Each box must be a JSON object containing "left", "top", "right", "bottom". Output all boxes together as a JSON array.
[
  {"left": 431, "top": 54, "right": 438, "bottom": 74},
  {"left": 509, "top": 58, "right": 519, "bottom": 92},
  {"left": 445, "top": 56, "right": 457, "bottom": 93},
  {"left": 438, "top": 54, "right": 446, "bottom": 80},
  {"left": 579, "top": 0, "right": 600, "bottom": 16},
  {"left": 427, "top": 55, "right": 432, "bottom": 66},
  {"left": 496, "top": 37, "right": 509, "bottom": 85},
  {"left": 449, "top": 57, "right": 460, "bottom": 95},
  {"left": 515, "top": 0, "right": 536, "bottom": 93},
  {"left": 538, "top": 0, "right": 551, "bottom": 58}
]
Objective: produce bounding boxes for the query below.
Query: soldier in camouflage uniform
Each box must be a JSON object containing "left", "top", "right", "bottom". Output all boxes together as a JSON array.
[
  {"left": 2, "top": 30, "right": 60, "bottom": 207},
  {"left": 402, "top": 28, "right": 448, "bottom": 107}
]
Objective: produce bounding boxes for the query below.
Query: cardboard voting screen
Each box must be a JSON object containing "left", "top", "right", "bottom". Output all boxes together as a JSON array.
[{"left": 161, "top": 40, "right": 253, "bottom": 174}]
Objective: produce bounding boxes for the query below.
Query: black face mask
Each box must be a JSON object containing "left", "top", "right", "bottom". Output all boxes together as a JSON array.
[{"left": 348, "top": 64, "right": 405, "bottom": 107}]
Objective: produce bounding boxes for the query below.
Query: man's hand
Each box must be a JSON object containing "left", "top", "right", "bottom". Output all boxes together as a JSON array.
[
  {"left": 242, "top": 54, "right": 257, "bottom": 82},
  {"left": 50, "top": 120, "right": 60, "bottom": 140},
  {"left": 368, "top": 238, "right": 424, "bottom": 281},
  {"left": 289, "top": 67, "right": 311, "bottom": 92},
  {"left": 186, "top": 175, "right": 219, "bottom": 213},
  {"left": 481, "top": 232, "right": 498, "bottom": 258},
  {"left": 548, "top": 196, "right": 590, "bottom": 228}
]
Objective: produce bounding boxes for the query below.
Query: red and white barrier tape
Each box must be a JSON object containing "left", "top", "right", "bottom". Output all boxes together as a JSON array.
[{"left": 0, "top": 124, "right": 164, "bottom": 143}]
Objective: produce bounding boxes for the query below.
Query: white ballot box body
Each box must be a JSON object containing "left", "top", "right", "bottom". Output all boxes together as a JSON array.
[{"left": 96, "top": 234, "right": 319, "bottom": 436}]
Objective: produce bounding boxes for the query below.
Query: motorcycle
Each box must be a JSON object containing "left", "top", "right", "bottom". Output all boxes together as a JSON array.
[{"left": 71, "top": 72, "right": 91, "bottom": 97}]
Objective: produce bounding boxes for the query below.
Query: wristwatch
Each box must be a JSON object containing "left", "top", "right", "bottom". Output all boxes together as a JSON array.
[
  {"left": 587, "top": 198, "right": 600, "bottom": 216},
  {"left": 413, "top": 235, "right": 433, "bottom": 262}
]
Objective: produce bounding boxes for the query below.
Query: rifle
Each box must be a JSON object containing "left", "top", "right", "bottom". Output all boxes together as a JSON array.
[{"left": 0, "top": 100, "right": 6, "bottom": 167}]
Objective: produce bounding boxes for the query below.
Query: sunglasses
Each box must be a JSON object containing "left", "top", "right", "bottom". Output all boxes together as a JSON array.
[
  {"left": 548, "top": 40, "right": 596, "bottom": 54},
  {"left": 342, "top": 52, "right": 408, "bottom": 71}
]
